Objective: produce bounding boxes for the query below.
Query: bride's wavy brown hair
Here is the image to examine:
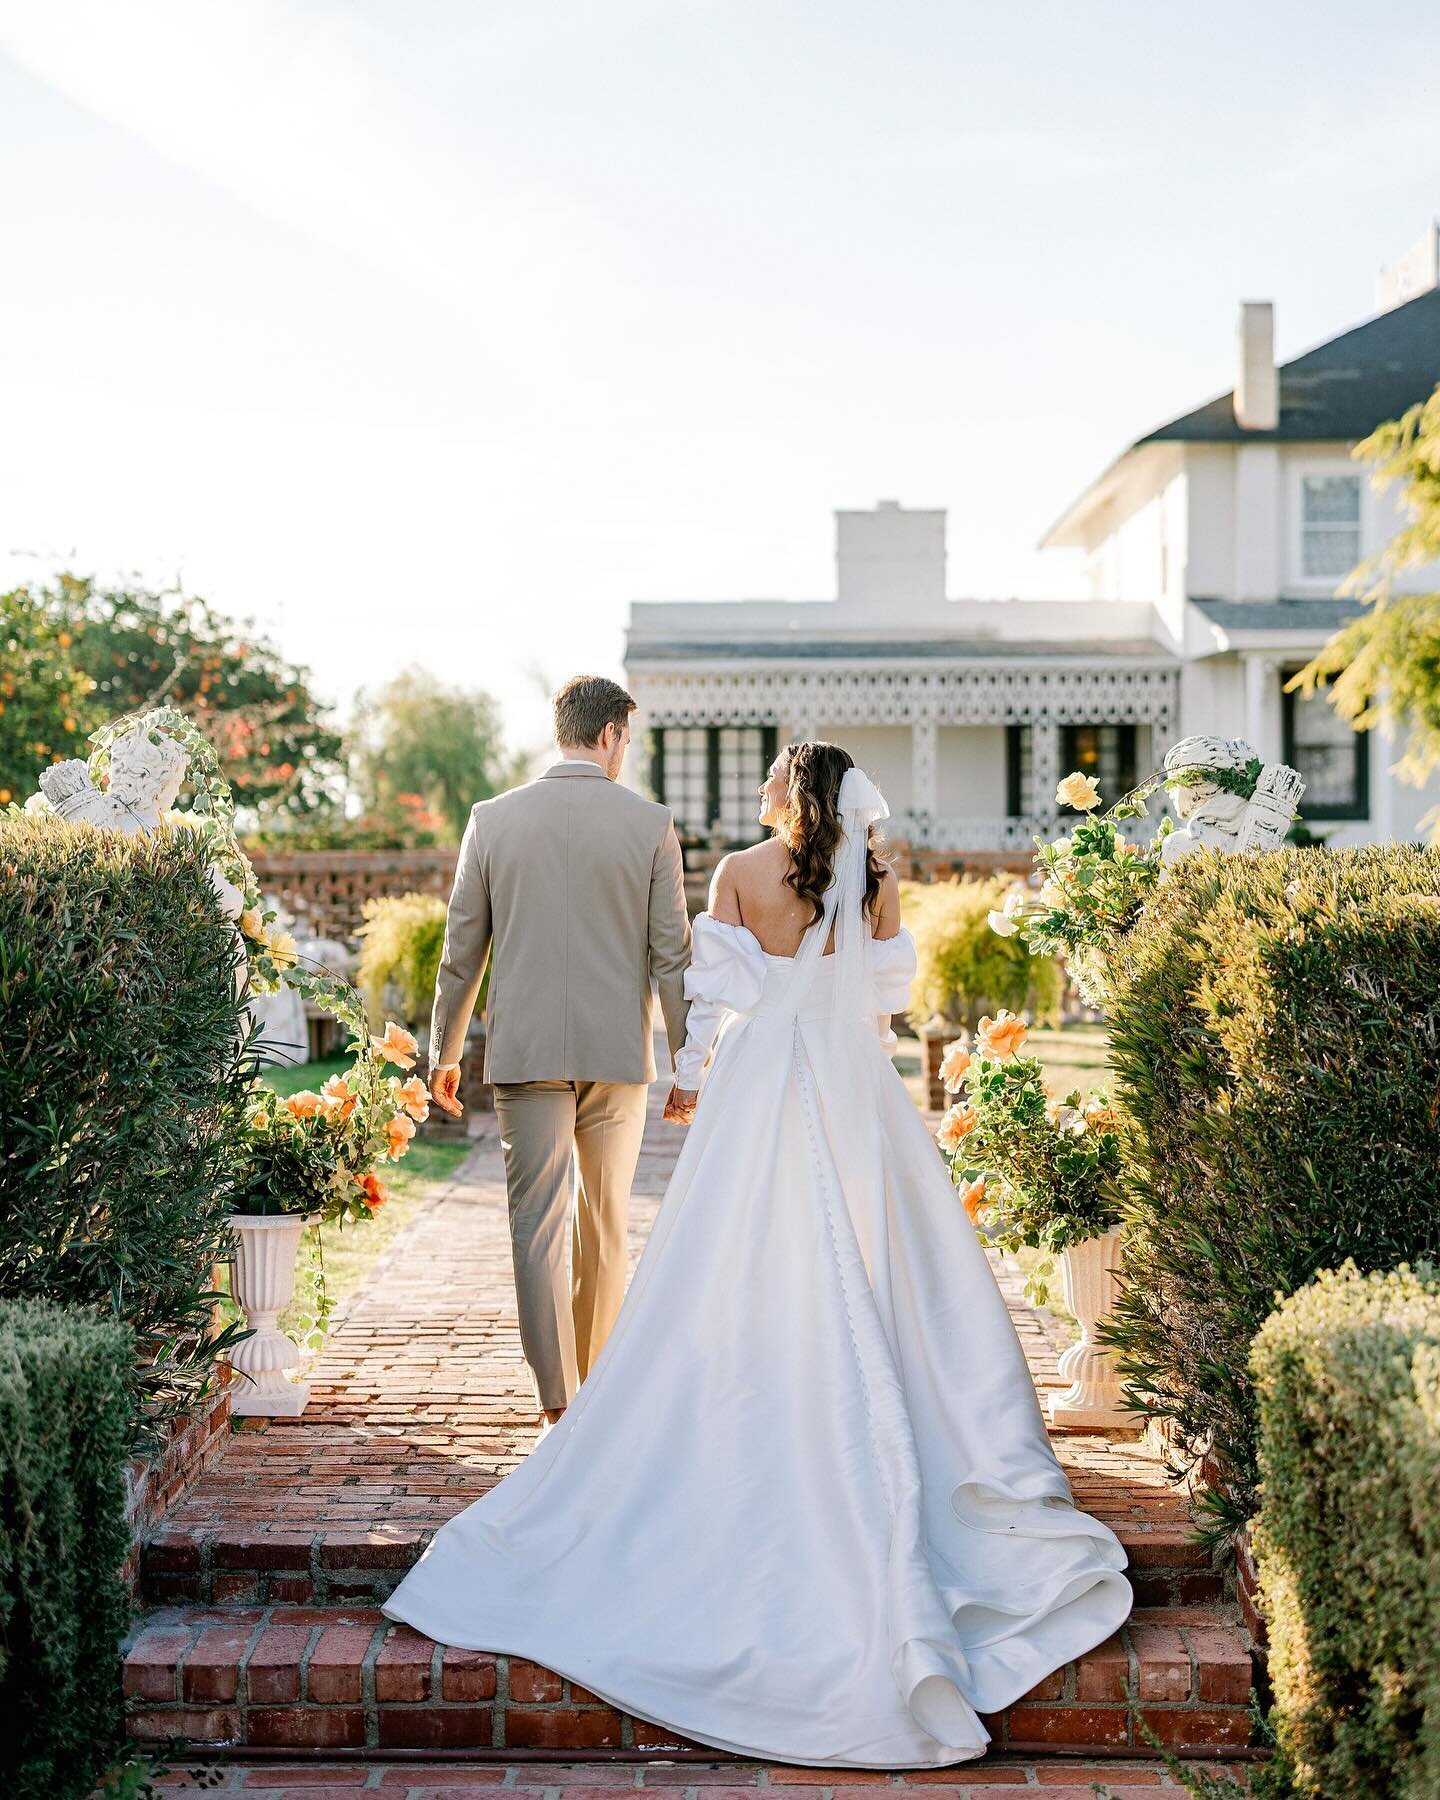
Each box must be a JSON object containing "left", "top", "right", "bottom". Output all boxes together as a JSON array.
[{"left": 776, "top": 741, "right": 888, "bottom": 926}]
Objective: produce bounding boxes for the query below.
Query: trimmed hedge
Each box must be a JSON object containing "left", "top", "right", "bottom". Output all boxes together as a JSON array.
[
  {"left": 1251, "top": 1261, "right": 1440, "bottom": 1799},
  {"left": 1103, "top": 844, "right": 1440, "bottom": 1521},
  {"left": 0, "top": 1297, "right": 134, "bottom": 1800},
  {"left": 0, "top": 818, "right": 252, "bottom": 1427}
]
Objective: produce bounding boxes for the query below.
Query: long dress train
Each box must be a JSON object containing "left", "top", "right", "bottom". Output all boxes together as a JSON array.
[{"left": 383, "top": 779, "right": 1132, "bottom": 1767}]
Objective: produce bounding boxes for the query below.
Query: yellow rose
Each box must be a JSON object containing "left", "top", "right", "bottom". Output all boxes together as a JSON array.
[
  {"left": 371, "top": 1020, "right": 418, "bottom": 1070},
  {"left": 976, "top": 1010, "right": 1028, "bottom": 1060},
  {"left": 268, "top": 929, "right": 298, "bottom": 970},
  {"left": 937, "top": 1103, "right": 979, "bottom": 1153},
  {"left": 938, "top": 1042, "right": 971, "bottom": 1094},
  {"left": 1055, "top": 771, "right": 1102, "bottom": 812},
  {"left": 239, "top": 908, "right": 264, "bottom": 940}
]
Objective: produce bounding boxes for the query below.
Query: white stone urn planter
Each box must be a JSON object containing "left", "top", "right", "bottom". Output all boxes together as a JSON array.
[
  {"left": 1046, "top": 1228, "right": 1138, "bottom": 1430},
  {"left": 226, "top": 1212, "right": 317, "bottom": 1418}
]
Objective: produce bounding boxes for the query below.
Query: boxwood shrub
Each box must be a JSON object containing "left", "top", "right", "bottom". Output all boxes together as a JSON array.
[
  {"left": 0, "top": 818, "right": 253, "bottom": 1428},
  {"left": 1251, "top": 1261, "right": 1440, "bottom": 1799},
  {"left": 1103, "top": 844, "right": 1440, "bottom": 1523},
  {"left": 0, "top": 1297, "right": 134, "bottom": 1800}
]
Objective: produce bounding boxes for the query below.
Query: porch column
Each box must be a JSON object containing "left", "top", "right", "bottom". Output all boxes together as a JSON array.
[
  {"left": 1029, "top": 718, "right": 1061, "bottom": 820},
  {"left": 911, "top": 719, "right": 938, "bottom": 828},
  {"left": 1244, "top": 653, "right": 1281, "bottom": 763}
]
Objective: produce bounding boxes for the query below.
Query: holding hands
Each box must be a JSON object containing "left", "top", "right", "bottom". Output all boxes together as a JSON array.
[{"left": 663, "top": 1085, "right": 698, "bottom": 1126}]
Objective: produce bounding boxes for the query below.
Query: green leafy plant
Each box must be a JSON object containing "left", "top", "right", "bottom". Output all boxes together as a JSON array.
[
  {"left": 901, "top": 875, "right": 1062, "bottom": 1030},
  {"left": 1100, "top": 844, "right": 1440, "bottom": 1528},
  {"left": 357, "top": 891, "right": 451, "bottom": 1026},
  {"left": 0, "top": 587, "right": 94, "bottom": 806},
  {"left": 1250, "top": 1261, "right": 1440, "bottom": 1798},
  {"left": 0, "top": 1298, "right": 134, "bottom": 1800},
  {"left": 934, "top": 1013, "right": 1123, "bottom": 1305},
  {"left": 0, "top": 818, "right": 254, "bottom": 1431}
]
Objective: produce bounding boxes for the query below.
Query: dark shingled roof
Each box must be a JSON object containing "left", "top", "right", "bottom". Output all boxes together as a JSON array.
[
  {"left": 1138, "top": 288, "right": 1440, "bottom": 446},
  {"left": 1191, "top": 597, "right": 1368, "bottom": 632}
]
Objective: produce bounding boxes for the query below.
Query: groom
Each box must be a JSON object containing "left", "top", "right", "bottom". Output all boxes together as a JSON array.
[{"left": 428, "top": 675, "right": 692, "bottom": 1423}]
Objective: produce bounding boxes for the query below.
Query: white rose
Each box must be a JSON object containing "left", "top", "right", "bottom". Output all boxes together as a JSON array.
[{"left": 988, "top": 909, "right": 1019, "bottom": 938}]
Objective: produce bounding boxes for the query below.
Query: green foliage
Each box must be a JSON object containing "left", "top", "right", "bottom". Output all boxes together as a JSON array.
[
  {"left": 357, "top": 891, "right": 486, "bottom": 1029},
  {"left": 1251, "top": 1261, "right": 1440, "bottom": 1798},
  {"left": 0, "top": 818, "right": 254, "bottom": 1431},
  {"left": 25, "top": 573, "right": 344, "bottom": 824},
  {"left": 351, "top": 666, "right": 514, "bottom": 841},
  {"left": 902, "top": 875, "right": 1062, "bottom": 1029},
  {"left": 942, "top": 1042, "right": 1124, "bottom": 1306},
  {"left": 0, "top": 1297, "right": 134, "bottom": 1800},
  {"left": 0, "top": 587, "right": 94, "bottom": 805},
  {"left": 1291, "top": 383, "right": 1440, "bottom": 838},
  {"left": 1102, "top": 844, "right": 1440, "bottom": 1522}
]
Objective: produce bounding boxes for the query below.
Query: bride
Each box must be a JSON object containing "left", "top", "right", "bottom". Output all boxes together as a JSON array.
[{"left": 382, "top": 740, "right": 1132, "bottom": 1768}]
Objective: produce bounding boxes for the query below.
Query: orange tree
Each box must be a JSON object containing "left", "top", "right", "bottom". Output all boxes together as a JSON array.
[
  {"left": 0, "top": 587, "right": 95, "bottom": 806},
  {"left": 44, "top": 573, "right": 343, "bottom": 823}
]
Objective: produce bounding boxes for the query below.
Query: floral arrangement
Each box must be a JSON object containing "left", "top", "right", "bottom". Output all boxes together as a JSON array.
[
  {"left": 236, "top": 1021, "right": 429, "bottom": 1222},
  {"left": 936, "top": 1009, "right": 1123, "bottom": 1305}
]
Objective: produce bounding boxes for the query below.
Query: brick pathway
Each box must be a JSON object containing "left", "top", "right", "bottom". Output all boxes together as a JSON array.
[
  {"left": 147, "top": 1755, "right": 1254, "bottom": 1794},
  {"left": 128, "top": 1071, "right": 1251, "bottom": 1770},
  {"left": 150, "top": 1086, "right": 1207, "bottom": 1609}
]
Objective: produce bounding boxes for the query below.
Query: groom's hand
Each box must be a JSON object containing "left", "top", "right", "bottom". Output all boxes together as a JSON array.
[
  {"left": 430, "top": 1065, "right": 463, "bottom": 1118},
  {"left": 663, "top": 1085, "right": 698, "bottom": 1125}
]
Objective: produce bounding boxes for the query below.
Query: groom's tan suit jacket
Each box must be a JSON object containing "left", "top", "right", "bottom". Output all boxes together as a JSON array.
[{"left": 430, "top": 760, "right": 692, "bottom": 1083}]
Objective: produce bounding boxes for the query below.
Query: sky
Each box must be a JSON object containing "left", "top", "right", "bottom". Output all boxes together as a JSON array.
[{"left": 1, "top": 1, "right": 1438, "bottom": 754}]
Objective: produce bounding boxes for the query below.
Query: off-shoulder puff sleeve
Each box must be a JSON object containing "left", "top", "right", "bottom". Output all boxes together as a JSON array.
[
  {"left": 871, "top": 927, "right": 917, "bottom": 1052},
  {"left": 671, "top": 915, "right": 767, "bottom": 1092}
]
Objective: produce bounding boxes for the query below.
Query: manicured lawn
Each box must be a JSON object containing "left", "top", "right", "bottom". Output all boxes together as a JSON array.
[{"left": 1023, "top": 1022, "right": 1112, "bottom": 1098}]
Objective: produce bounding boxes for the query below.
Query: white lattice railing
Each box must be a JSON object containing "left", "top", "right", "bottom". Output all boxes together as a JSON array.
[{"left": 891, "top": 813, "right": 1055, "bottom": 852}]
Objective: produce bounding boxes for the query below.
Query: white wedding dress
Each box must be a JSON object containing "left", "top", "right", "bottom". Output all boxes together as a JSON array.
[{"left": 383, "top": 773, "right": 1132, "bottom": 1767}]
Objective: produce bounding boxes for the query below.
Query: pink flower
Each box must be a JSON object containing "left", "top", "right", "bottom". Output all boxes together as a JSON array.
[
  {"left": 938, "top": 1042, "right": 971, "bottom": 1094},
  {"left": 371, "top": 1020, "right": 418, "bottom": 1070},
  {"left": 937, "top": 1104, "right": 979, "bottom": 1153}
]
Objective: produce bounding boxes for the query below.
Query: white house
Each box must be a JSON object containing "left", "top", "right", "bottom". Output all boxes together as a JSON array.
[{"left": 625, "top": 231, "right": 1440, "bottom": 856}]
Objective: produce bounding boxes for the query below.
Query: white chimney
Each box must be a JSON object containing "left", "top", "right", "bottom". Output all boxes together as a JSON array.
[
  {"left": 1234, "top": 301, "right": 1278, "bottom": 432},
  {"left": 1376, "top": 224, "right": 1440, "bottom": 313},
  {"left": 835, "top": 502, "right": 947, "bottom": 614}
]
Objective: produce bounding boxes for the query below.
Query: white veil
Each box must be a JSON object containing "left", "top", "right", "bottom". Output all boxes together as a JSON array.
[{"left": 766, "top": 765, "right": 891, "bottom": 1023}]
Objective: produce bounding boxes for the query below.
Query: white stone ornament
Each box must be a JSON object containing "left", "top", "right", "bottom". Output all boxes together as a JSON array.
[
  {"left": 1160, "top": 734, "right": 1304, "bottom": 864},
  {"left": 1047, "top": 1229, "right": 1137, "bottom": 1430},
  {"left": 38, "top": 726, "right": 188, "bottom": 832},
  {"left": 225, "top": 1213, "right": 315, "bottom": 1417}
]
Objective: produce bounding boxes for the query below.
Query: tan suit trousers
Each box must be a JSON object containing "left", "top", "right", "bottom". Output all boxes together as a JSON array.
[{"left": 492, "top": 1078, "right": 650, "bottom": 1412}]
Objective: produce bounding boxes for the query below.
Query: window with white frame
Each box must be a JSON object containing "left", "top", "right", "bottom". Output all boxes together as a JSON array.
[
  {"left": 1300, "top": 474, "right": 1362, "bottom": 581},
  {"left": 648, "top": 725, "right": 774, "bottom": 844},
  {"left": 1281, "top": 669, "right": 1368, "bottom": 820}
]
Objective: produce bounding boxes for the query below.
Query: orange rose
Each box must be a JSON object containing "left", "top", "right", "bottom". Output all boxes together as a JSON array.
[
  {"left": 976, "top": 1010, "right": 1028, "bottom": 1060},
  {"left": 387, "top": 1113, "right": 416, "bottom": 1159},
  {"left": 398, "top": 1075, "right": 430, "bottom": 1123},
  {"left": 357, "top": 1171, "right": 389, "bottom": 1211},
  {"left": 284, "top": 1089, "right": 323, "bottom": 1121},
  {"left": 320, "top": 1074, "right": 357, "bottom": 1123},
  {"left": 958, "top": 1175, "right": 987, "bottom": 1223},
  {"left": 938, "top": 1042, "right": 971, "bottom": 1094},
  {"left": 371, "top": 1020, "right": 418, "bottom": 1070},
  {"left": 937, "top": 1103, "right": 979, "bottom": 1153}
]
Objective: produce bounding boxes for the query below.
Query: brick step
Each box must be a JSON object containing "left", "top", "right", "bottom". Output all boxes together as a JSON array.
[
  {"left": 124, "top": 1603, "right": 1255, "bottom": 1757},
  {"left": 141, "top": 1517, "right": 1226, "bottom": 1612}
]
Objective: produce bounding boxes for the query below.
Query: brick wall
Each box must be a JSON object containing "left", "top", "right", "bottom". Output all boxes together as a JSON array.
[
  {"left": 247, "top": 850, "right": 460, "bottom": 941},
  {"left": 123, "top": 1380, "right": 233, "bottom": 1592}
]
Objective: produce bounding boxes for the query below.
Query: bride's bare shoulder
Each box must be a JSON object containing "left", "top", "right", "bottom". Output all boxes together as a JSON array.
[{"left": 707, "top": 839, "right": 787, "bottom": 924}]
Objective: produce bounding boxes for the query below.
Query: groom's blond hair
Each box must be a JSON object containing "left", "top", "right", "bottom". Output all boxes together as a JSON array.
[{"left": 553, "top": 674, "right": 636, "bottom": 748}]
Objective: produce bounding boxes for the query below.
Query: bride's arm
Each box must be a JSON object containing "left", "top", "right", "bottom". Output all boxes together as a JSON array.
[
  {"left": 666, "top": 860, "right": 745, "bottom": 1115},
  {"left": 869, "top": 868, "right": 914, "bottom": 1052}
]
